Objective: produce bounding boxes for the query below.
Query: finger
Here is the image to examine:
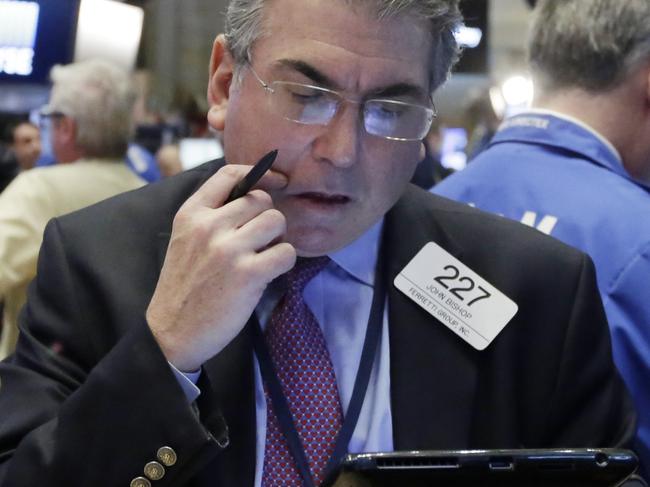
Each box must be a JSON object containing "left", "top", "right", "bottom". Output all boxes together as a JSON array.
[
  {"left": 184, "top": 164, "right": 244, "bottom": 210},
  {"left": 219, "top": 189, "right": 275, "bottom": 230},
  {"left": 247, "top": 241, "right": 297, "bottom": 283},
  {"left": 235, "top": 208, "right": 288, "bottom": 251}
]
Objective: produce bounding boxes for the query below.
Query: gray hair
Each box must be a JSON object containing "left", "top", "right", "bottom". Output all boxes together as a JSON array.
[
  {"left": 48, "top": 59, "right": 136, "bottom": 159},
  {"left": 224, "top": 0, "right": 462, "bottom": 93},
  {"left": 528, "top": 0, "right": 650, "bottom": 93}
]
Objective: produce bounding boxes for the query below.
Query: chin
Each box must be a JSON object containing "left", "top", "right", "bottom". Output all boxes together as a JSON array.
[
  {"left": 289, "top": 227, "right": 349, "bottom": 257},
  {"left": 292, "top": 239, "right": 337, "bottom": 258}
]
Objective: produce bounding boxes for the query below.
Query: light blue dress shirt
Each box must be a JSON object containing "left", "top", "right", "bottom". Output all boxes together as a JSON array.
[{"left": 173, "top": 219, "right": 394, "bottom": 486}]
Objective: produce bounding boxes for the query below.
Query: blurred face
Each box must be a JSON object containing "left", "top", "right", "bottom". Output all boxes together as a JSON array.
[
  {"left": 211, "top": 0, "right": 433, "bottom": 256},
  {"left": 12, "top": 123, "right": 41, "bottom": 170}
]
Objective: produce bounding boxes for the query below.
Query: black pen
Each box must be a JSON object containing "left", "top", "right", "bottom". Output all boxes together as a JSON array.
[{"left": 224, "top": 149, "right": 278, "bottom": 204}]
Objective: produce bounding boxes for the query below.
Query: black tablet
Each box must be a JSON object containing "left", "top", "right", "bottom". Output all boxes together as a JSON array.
[{"left": 326, "top": 448, "right": 638, "bottom": 487}]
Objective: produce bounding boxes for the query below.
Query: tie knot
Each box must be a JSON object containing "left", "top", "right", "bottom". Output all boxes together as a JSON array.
[{"left": 285, "top": 256, "right": 330, "bottom": 294}]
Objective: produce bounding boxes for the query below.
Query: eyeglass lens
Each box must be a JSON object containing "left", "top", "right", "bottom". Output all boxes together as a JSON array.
[{"left": 268, "top": 81, "right": 433, "bottom": 141}]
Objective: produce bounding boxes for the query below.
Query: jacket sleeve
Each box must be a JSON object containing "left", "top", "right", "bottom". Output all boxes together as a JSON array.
[{"left": 0, "top": 219, "right": 229, "bottom": 487}]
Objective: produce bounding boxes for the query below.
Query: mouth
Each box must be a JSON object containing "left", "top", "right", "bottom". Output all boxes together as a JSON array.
[{"left": 294, "top": 192, "right": 351, "bottom": 205}]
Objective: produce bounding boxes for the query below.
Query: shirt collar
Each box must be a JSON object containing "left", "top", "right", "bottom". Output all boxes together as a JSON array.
[
  {"left": 525, "top": 108, "right": 622, "bottom": 162},
  {"left": 328, "top": 219, "right": 383, "bottom": 287},
  {"left": 494, "top": 110, "right": 630, "bottom": 179}
]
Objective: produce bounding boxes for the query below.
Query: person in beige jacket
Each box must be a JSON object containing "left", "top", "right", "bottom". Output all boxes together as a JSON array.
[{"left": 0, "top": 59, "right": 146, "bottom": 359}]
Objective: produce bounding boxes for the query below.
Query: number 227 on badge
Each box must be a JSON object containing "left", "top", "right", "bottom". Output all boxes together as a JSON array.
[{"left": 394, "top": 242, "right": 518, "bottom": 350}]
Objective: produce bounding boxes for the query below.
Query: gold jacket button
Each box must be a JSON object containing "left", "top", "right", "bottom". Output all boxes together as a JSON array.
[
  {"left": 130, "top": 477, "right": 151, "bottom": 487},
  {"left": 144, "top": 461, "right": 165, "bottom": 481},
  {"left": 156, "top": 446, "right": 177, "bottom": 467}
]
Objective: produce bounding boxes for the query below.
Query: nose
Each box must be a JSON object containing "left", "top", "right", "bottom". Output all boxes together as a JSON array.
[{"left": 311, "top": 102, "right": 361, "bottom": 168}]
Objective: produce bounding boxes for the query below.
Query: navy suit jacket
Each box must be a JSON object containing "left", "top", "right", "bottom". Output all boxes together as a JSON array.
[{"left": 0, "top": 159, "right": 635, "bottom": 486}]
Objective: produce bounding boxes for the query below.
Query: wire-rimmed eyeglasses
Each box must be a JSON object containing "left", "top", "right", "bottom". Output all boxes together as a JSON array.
[
  {"left": 246, "top": 62, "right": 436, "bottom": 142},
  {"left": 38, "top": 108, "right": 68, "bottom": 129}
]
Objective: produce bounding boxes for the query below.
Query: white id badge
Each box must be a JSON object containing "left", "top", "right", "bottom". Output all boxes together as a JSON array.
[{"left": 394, "top": 242, "right": 518, "bottom": 350}]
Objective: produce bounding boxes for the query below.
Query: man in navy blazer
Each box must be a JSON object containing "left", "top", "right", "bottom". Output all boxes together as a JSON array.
[{"left": 0, "top": 0, "right": 635, "bottom": 486}]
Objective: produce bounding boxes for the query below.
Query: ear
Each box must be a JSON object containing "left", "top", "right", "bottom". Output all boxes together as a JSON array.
[
  {"left": 207, "top": 34, "right": 236, "bottom": 132},
  {"left": 54, "top": 116, "right": 83, "bottom": 162},
  {"left": 419, "top": 140, "right": 426, "bottom": 161}
]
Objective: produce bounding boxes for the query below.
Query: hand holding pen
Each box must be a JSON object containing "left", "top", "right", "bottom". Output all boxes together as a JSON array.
[{"left": 146, "top": 149, "right": 297, "bottom": 372}]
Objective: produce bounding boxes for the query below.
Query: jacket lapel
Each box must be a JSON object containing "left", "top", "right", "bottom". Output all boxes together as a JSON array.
[{"left": 385, "top": 188, "right": 479, "bottom": 450}]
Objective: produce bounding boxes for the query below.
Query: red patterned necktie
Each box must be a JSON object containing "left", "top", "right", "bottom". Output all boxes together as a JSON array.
[{"left": 262, "top": 257, "right": 343, "bottom": 486}]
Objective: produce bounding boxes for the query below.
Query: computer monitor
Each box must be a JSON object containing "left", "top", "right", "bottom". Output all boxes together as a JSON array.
[{"left": 0, "top": 0, "right": 79, "bottom": 85}]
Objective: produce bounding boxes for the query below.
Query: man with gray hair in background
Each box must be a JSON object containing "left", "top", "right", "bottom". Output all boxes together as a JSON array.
[
  {"left": 434, "top": 0, "right": 650, "bottom": 475},
  {"left": 0, "top": 59, "right": 145, "bottom": 359},
  {"left": 0, "top": 1, "right": 636, "bottom": 486}
]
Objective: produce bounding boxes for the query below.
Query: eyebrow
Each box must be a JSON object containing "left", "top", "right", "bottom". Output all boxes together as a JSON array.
[
  {"left": 272, "top": 59, "right": 428, "bottom": 100},
  {"left": 368, "top": 83, "right": 426, "bottom": 100},
  {"left": 274, "top": 59, "right": 337, "bottom": 88}
]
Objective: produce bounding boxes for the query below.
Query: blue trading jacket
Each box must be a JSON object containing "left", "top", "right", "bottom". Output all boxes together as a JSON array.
[{"left": 433, "top": 111, "right": 650, "bottom": 473}]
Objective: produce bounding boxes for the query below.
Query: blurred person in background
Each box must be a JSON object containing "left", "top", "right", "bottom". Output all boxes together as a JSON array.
[
  {"left": 410, "top": 121, "right": 452, "bottom": 188},
  {"left": 0, "top": 122, "right": 42, "bottom": 192},
  {"left": 434, "top": 0, "right": 650, "bottom": 474},
  {"left": 9, "top": 122, "right": 41, "bottom": 173},
  {"left": 462, "top": 89, "right": 501, "bottom": 162},
  {"left": 0, "top": 59, "right": 146, "bottom": 359},
  {"left": 155, "top": 143, "right": 184, "bottom": 177},
  {"left": 0, "top": 122, "right": 42, "bottom": 327},
  {"left": 126, "top": 142, "right": 163, "bottom": 182}
]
